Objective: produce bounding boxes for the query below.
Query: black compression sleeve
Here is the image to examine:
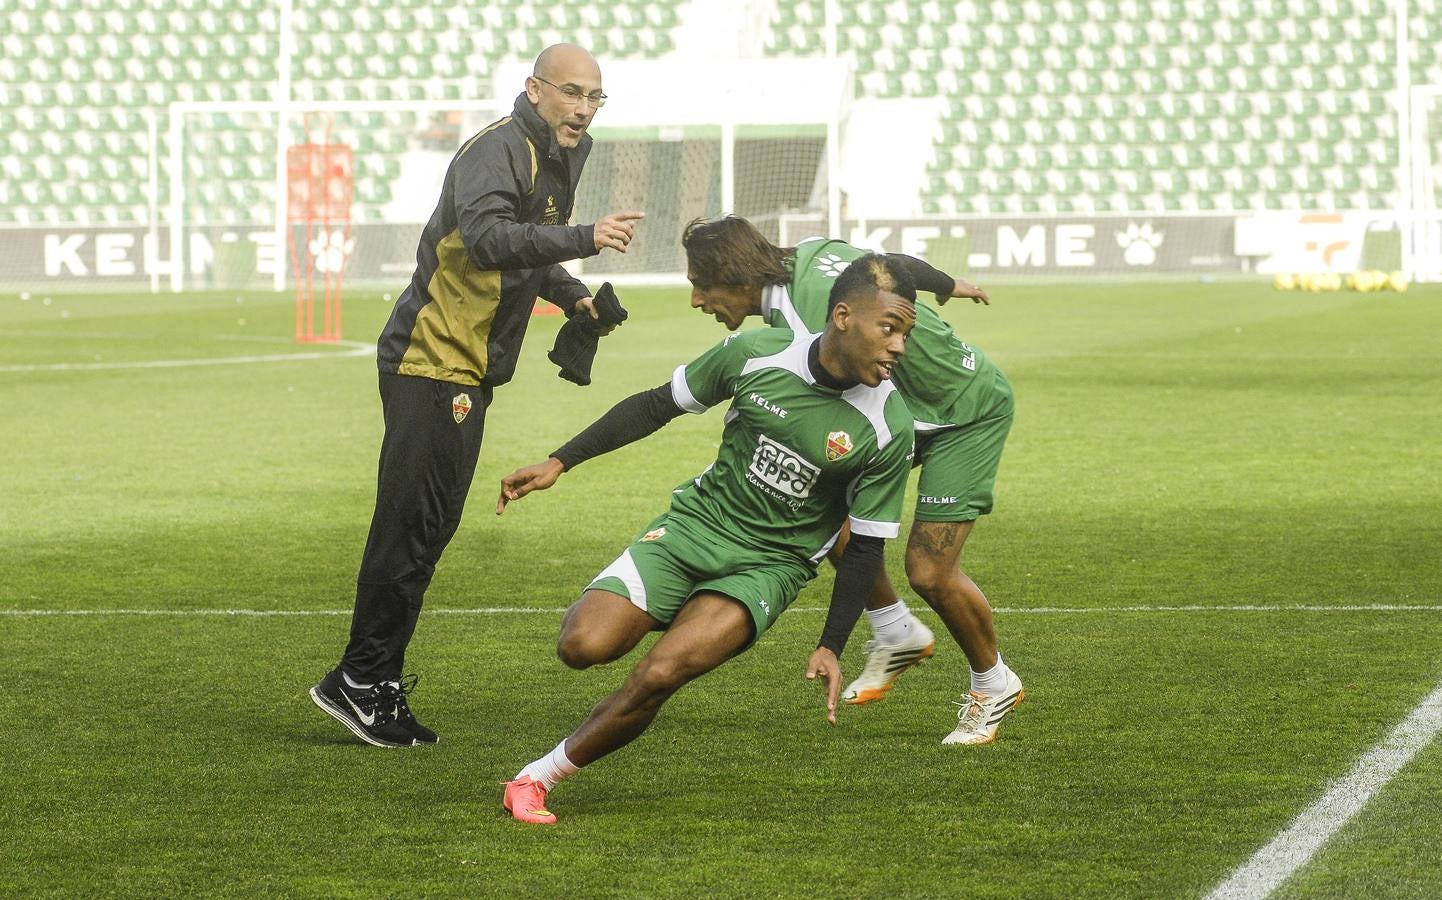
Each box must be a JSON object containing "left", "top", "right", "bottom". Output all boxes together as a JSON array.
[
  {"left": 817, "top": 533, "right": 886, "bottom": 656},
  {"left": 887, "top": 253, "right": 955, "bottom": 297},
  {"left": 551, "top": 383, "right": 684, "bottom": 471}
]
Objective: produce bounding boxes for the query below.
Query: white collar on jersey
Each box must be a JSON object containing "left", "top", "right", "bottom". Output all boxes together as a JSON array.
[{"left": 760, "top": 284, "right": 812, "bottom": 336}]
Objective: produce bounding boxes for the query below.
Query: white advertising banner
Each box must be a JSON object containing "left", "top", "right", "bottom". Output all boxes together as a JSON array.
[{"left": 1234, "top": 212, "right": 1399, "bottom": 274}]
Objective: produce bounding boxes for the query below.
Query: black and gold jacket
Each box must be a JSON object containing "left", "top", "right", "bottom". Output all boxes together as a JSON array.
[{"left": 377, "top": 93, "right": 598, "bottom": 387}]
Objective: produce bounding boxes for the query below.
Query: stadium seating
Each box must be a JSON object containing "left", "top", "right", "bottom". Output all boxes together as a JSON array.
[
  {"left": 0, "top": 0, "right": 676, "bottom": 225},
  {"left": 1, "top": 0, "right": 1439, "bottom": 225},
  {"left": 765, "top": 0, "right": 1442, "bottom": 215}
]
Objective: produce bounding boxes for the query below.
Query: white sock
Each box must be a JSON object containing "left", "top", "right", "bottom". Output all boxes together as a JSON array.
[
  {"left": 971, "top": 654, "right": 1012, "bottom": 696},
  {"left": 515, "top": 740, "right": 580, "bottom": 791},
  {"left": 341, "top": 671, "right": 374, "bottom": 690},
  {"left": 866, "top": 600, "right": 914, "bottom": 645}
]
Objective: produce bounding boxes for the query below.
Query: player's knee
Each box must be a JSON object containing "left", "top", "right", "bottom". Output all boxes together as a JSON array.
[
  {"left": 905, "top": 555, "right": 952, "bottom": 600},
  {"left": 556, "top": 631, "right": 606, "bottom": 669},
  {"left": 631, "top": 655, "right": 689, "bottom": 697}
]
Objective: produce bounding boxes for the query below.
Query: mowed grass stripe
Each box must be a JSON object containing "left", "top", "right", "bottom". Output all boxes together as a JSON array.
[
  {"left": 0, "top": 339, "right": 373, "bottom": 372},
  {"left": 4, "top": 604, "right": 1442, "bottom": 617},
  {"left": 7, "top": 606, "right": 1440, "bottom": 897},
  {"left": 4, "top": 282, "right": 1441, "bottom": 896}
]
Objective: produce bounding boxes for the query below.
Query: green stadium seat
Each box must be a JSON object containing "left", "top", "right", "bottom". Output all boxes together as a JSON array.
[{"left": 1, "top": 0, "right": 1421, "bottom": 227}]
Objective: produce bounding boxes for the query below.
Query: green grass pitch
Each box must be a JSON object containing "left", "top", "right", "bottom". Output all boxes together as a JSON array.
[{"left": 3, "top": 279, "right": 1441, "bottom": 897}]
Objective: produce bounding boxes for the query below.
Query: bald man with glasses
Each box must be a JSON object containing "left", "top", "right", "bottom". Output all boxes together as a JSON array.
[{"left": 309, "top": 44, "right": 644, "bottom": 750}]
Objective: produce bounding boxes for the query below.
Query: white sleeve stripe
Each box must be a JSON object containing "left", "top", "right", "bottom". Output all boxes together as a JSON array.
[
  {"left": 849, "top": 516, "right": 900, "bottom": 539},
  {"left": 670, "top": 364, "right": 708, "bottom": 415}
]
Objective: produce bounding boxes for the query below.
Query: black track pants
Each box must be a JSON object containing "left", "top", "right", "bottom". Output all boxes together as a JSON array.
[{"left": 341, "top": 372, "right": 492, "bottom": 681}]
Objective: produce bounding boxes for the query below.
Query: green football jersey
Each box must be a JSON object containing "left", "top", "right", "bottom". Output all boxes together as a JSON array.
[
  {"left": 763, "top": 238, "right": 999, "bottom": 431},
  {"left": 668, "top": 327, "right": 915, "bottom": 567}
]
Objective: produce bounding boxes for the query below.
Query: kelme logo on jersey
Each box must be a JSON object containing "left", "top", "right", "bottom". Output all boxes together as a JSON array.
[
  {"left": 749, "top": 435, "right": 819, "bottom": 500},
  {"left": 641, "top": 527, "right": 666, "bottom": 542},
  {"left": 748, "top": 391, "right": 789, "bottom": 418},
  {"left": 825, "top": 430, "right": 853, "bottom": 461},
  {"left": 452, "top": 393, "right": 472, "bottom": 424},
  {"left": 813, "top": 252, "right": 850, "bottom": 278}
]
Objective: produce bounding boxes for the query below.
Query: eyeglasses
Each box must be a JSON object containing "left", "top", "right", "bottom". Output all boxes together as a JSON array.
[{"left": 533, "top": 76, "right": 608, "bottom": 108}]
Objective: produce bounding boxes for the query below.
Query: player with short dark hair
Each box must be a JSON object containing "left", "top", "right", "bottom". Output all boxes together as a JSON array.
[
  {"left": 681, "top": 215, "right": 1023, "bottom": 746},
  {"left": 308, "top": 44, "right": 643, "bottom": 749},
  {"left": 494, "top": 254, "right": 918, "bottom": 824}
]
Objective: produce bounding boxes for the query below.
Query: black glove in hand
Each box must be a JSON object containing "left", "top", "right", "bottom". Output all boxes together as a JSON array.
[
  {"left": 584, "top": 281, "right": 628, "bottom": 333},
  {"left": 548, "top": 282, "right": 628, "bottom": 386}
]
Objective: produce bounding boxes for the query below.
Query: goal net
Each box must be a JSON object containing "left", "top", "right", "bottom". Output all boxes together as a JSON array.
[
  {"left": 574, "top": 122, "right": 831, "bottom": 280},
  {"left": 167, "top": 101, "right": 510, "bottom": 293},
  {"left": 165, "top": 59, "right": 847, "bottom": 292}
]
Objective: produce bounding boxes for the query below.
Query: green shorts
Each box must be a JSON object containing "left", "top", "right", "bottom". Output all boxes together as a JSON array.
[
  {"left": 913, "top": 369, "right": 1014, "bottom": 522},
  {"left": 586, "top": 513, "right": 815, "bottom": 642}
]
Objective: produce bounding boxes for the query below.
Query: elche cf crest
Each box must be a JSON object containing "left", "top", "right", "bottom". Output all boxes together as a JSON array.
[
  {"left": 452, "top": 393, "right": 472, "bottom": 424},
  {"left": 825, "top": 431, "right": 853, "bottom": 461}
]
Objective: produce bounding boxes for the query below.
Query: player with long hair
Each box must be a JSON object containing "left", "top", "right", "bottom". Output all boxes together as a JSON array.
[{"left": 680, "top": 215, "right": 1023, "bottom": 746}]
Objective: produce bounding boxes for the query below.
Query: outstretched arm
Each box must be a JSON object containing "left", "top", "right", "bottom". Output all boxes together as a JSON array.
[
  {"left": 496, "top": 383, "right": 684, "bottom": 513},
  {"left": 806, "top": 533, "right": 887, "bottom": 724},
  {"left": 887, "top": 253, "right": 990, "bottom": 306}
]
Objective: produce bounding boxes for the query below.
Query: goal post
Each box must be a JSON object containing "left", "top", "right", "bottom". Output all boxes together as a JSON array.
[
  {"left": 163, "top": 59, "right": 848, "bottom": 293},
  {"left": 1407, "top": 84, "right": 1442, "bottom": 282}
]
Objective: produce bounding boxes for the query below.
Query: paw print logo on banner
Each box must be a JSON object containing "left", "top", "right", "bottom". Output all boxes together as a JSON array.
[
  {"left": 813, "top": 253, "right": 851, "bottom": 278},
  {"left": 308, "top": 229, "right": 355, "bottom": 274},
  {"left": 1117, "top": 223, "right": 1164, "bottom": 266}
]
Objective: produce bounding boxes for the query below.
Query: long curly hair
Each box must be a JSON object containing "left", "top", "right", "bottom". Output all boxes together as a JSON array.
[{"left": 680, "top": 216, "right": 792, "bottom": 288}]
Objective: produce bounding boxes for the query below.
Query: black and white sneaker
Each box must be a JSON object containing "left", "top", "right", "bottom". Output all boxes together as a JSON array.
[
  {"left": 309, "top": 668, "right": 438, "bottom": 748},
  {"left": 387, "top": 674, "right": 437, "bottom": 745}
]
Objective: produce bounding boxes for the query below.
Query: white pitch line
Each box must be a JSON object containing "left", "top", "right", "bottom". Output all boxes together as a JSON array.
[
  {"left": 1206, "top": 678, "right": 1442, "bottom": 900},
  {"left": 0, "top": 340, "right": 373, "bottom": 373},
  {"left": 2, "top": 604, "right": 1440, "bottom": 618}
]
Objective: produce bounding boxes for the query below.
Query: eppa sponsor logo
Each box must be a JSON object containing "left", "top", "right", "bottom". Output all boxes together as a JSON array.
[{"left": 748, "top": 435, "right": 819, "bottom": 500}]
